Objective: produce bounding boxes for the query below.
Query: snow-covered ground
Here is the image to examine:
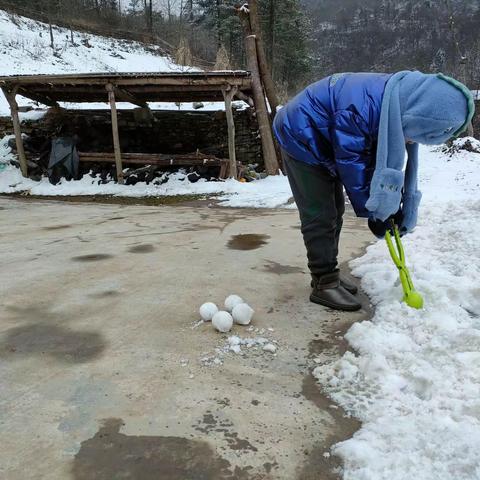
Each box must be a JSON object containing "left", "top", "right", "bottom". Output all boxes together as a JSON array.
[
  {"left": 0, "top": 135, "right": 293, "bottom": 208},
  {"left": 0, "top": 9, "right": 243, "bottom": 114},
  {"left": 315, "top": 140, "right": 480, "bottom": 480}
]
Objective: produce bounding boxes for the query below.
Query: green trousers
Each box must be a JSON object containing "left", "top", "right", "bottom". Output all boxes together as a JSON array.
[{"left": 283, "top": 150, "right": 345, "bottom": 276}]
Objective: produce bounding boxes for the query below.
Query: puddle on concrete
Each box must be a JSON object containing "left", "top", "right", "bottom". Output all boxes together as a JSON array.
[
  {"left": 72, "top": 418, "right": 253, "bottom": 480},
  {"left": 128, "top": 244, "right": 155, "bottom": 254},
  {"left": 262, "top": 260, "right": 304, "bottom": 275},
  {"left": 43, "top": 224, "right": 72, "bottom": 231},
  {"left": 72, "top": 254, "right": 114, "bottom": 262},
  {"left": 227, "top": 234, "right": 270, "bottom": 251},
  {"left": 224, "top": 431, "right": 258, "bottom": 452},
  {"left": 194, "top": 411, "right": 258, "bottom": 453},
  {"left": 0, "top": 324, "right": 105, "bottom": 363}
]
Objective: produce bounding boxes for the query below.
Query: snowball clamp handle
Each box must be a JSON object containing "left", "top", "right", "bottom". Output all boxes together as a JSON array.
[{"left": 385, "top": 222, "right": 424, "bottom": 309}]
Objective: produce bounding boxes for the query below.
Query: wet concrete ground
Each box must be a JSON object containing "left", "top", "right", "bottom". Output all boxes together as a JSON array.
[{"left": 0, "top": 196, "right": 372, "bottom": 479}]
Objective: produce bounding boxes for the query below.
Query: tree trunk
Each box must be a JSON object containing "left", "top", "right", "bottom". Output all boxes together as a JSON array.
[
  {"left": 49, "top": 20, "right": 54, "bottom": 49},
  {"left": 187, "top": 0, "right": 193, "bottom": 21},
  {"left": 267, "top": 0, "right": 275, "bottom": 69},
  {"left": 245, "top": 35, "right": 279, "bottom": 176},
  {"left": 215, "top": 0, "right": 222, "bottom": 50},
  {"left": 244, "top": 0, "right": 279, "bottom": 117},
  {"left": 149, "top": 0, "right": 153, "bottom": 32}
]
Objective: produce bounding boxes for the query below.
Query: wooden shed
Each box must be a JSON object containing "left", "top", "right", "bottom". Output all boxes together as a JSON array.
[{"left": 0, "top": 71, "right": 279, "bottom": 183}]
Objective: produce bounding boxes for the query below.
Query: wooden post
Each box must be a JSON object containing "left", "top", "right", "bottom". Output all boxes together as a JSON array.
[
  {"left": 49, "top": 20, "right": 54, "bottom": 49},
  {"left": 245, "top": 35, "right": 279, "bottom": 176},
  {"left": 222, "top": 86, "right": 238, "bottom": 179},
  {"left": 2, "top": 87, "right": 28, "bottom": 177},
  {"left": 248, "top": 0, "right": 279, "bottom": 117},
  {"left": 106, "top": 84, "right": 124, "bottom": 184}
]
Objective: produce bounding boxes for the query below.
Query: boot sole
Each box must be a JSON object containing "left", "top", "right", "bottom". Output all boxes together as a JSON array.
[{"left": 309, "top": 293, "right": 362, "bottom": 312}]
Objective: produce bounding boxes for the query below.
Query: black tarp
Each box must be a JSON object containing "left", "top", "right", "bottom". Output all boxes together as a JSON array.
[{"left": 48, "top": 137, "right": 80, "bottom": 184}]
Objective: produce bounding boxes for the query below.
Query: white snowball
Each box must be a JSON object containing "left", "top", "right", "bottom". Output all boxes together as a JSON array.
[
  {"left": 212, "top": 311, "right": 234, "bottom": 333},
  {"left": 232, "top": 303, "right": 254, "bottom": 326},
  {"left": 199, "top": 302, "right": 219, "bottom": 322},
  {"left": 263, "top": 343, "right": 277, "bottom": 353},
  {"left": 224, "top": 294, "right": 244, "bottom": 312}
]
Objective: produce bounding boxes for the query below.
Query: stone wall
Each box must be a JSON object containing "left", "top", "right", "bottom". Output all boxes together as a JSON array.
[{"left": 0, "top": 106, "right": 263, "bottom": 167}]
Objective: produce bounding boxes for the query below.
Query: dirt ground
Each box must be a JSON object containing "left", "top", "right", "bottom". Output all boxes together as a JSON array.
[{"left": 0, "top": 196, "right": 372, "bottom": 480}]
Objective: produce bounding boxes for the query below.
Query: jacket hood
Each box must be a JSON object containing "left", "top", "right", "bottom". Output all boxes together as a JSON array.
[{"left": 399, "top": 71, "right": 473, "bottom": 145}]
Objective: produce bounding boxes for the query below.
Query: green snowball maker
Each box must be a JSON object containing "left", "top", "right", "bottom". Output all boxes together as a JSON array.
[{"left": 385, "top": 223, "right": 424, "bottom": 309}]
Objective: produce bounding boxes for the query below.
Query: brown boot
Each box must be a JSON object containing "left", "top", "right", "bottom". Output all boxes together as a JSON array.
[
  {"left": 310, "top": 271, "right": 362, "bottom": 311},
  {"left": 339, "top": 276, "right": 358, "bottom": 295},
  {"left": 310, "top": 275, "right": 358, "bottom": 295}
]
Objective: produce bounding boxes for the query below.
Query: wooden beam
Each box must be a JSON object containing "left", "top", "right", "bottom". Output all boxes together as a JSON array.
[
  {"left": 234, "top": 89, "right": 254, "bottom": 107},
  {"left": 0, "top": 74, "right": 253, "bottom": 89},
  {"left": 78, "top": 151, "right": 228, "bottom": 166},
  {"left": 17, "top": 87, "right": 60, "bottom": 108},
  {"left": 18, "top": 84, "right": 254, "bottom": 104},
  {"left": 245, "top": 36, "right": 279, "bottom": 176},
  {"left": 2, "top": 87, "right": 28, "bottom": 177},
  {"left": 113, "top": 87, "right": 148, "bottom": 108},
  {"left": 223, "top": 86, "right": 238, "bottom": 179},
  {"left": 106, "top": 84, "right": 124, "bottom": 184}
]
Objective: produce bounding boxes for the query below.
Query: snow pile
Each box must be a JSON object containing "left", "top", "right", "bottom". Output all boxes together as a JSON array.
[
  {"left": 0, "top": 136, "right": 293, "bottom": 207},
  {"left": 226, "top": 335, "right": 277, "bottom": 355},
  {"left": 315, "top": 143, "right": 480, "bottom": 479},
  {"left": 200, "top": 327, "right": 278, "bottom": 366},
  {"left": 442, "top": 137, "right": 480, "bottom": 156}
]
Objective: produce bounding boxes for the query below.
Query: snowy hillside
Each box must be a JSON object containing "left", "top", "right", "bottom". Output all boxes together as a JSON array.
[{"left": 0, "top": 9, "right": 194, "bottom": 115}]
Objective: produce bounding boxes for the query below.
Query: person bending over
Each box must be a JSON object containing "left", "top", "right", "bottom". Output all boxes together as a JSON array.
[{"left": 273, "top": 71, "right": 474, "bottom": 311}]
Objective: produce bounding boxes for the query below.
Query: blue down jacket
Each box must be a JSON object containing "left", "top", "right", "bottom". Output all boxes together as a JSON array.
[{"left": 273, "top": 73, "right": 393, "bottom": 217}]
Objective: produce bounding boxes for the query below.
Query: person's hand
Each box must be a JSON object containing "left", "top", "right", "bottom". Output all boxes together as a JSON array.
[{"left": 368, "top": 210, "right": 404, "bottom": 239}]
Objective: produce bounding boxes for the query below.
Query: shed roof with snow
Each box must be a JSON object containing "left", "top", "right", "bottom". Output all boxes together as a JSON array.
[
  {"left": 0, "top": 71, "right": 261, "bottom": 182},
  {"left": 0, "top": 71, "right": 253, "bottom": 107}
]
